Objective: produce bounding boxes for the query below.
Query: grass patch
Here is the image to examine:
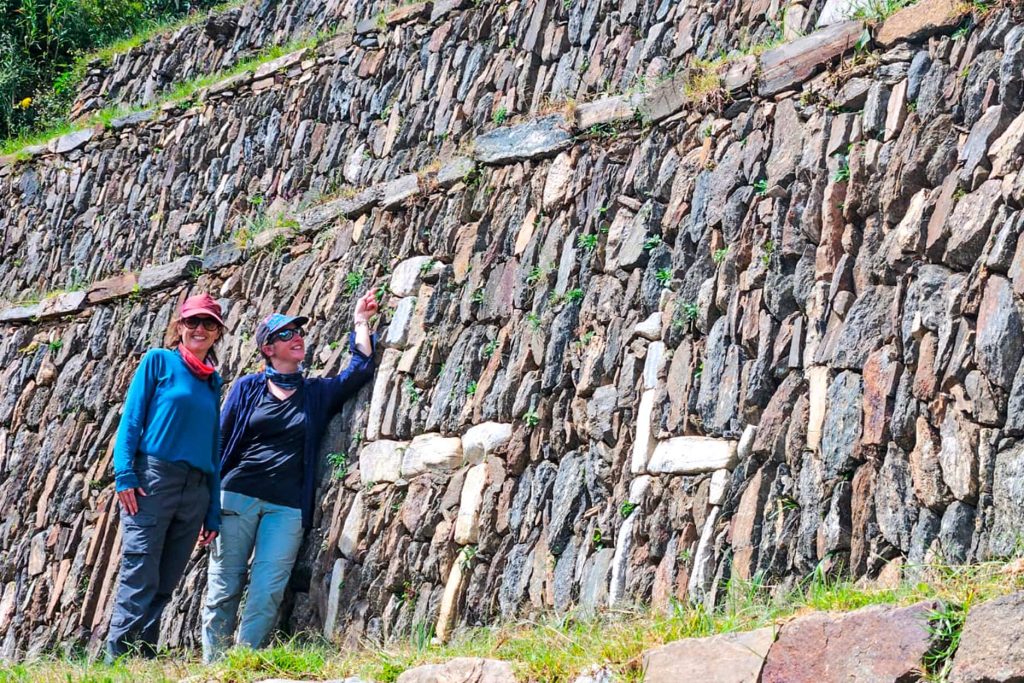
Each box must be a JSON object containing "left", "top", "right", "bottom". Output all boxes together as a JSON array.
[
  {"left": 1, "top": 27, "right": 334, "bottom": 158},
  {"left": 846, "top": 0, "right": 917, "bottom": 21},
  {"left": 86, "top": 0, "right": 245, "bottom": 68},
  {"left": 3, "top": 561, "right": 1021, "bottom": 682}
]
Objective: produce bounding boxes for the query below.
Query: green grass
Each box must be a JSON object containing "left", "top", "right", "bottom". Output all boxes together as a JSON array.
[
  {"left": 846, "top": 0, "right": 917, "bottom": 21},
  {"left": 1, "top": 29, "right": 330, "bottom": 158},
  {"left": 86, "top": 0, "right": 246, "bottom": 68},
  {"left": 3, "top": 560, "right": 1021, "bottom": 682}
]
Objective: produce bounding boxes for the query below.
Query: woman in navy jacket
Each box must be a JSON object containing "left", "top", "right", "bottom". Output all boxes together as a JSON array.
[{"left": 201, "top": 292, "right": 377, "bottom": 661}]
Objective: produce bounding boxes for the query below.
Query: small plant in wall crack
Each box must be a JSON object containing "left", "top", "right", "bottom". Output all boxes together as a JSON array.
[
  {"left": 471, "top": 287, "right": 486, "bottom": 304},
  {"left": 483, "top": 339, "right": 499, "bottom": 358},
  {"left": 712, "top": 247, "right": 729, "bottom": 265},
  {"left": 345, "top": 270, "right": 366, "bottom": 295},
  {"left": 526, "top": 265, "right": 547, "bottom": 287},
  {"left": 492, "top": 107, "right": 509, "bottom": 125},
  {"left": 565, "top": 287, "right": 584, "bottom": 303},
  {"left": 643, "top": 235, "right": 662, "bottom": 251},
  {"left": 577, "top": 232, "right": 600, "bottom": 252},
  {"left": 922, "top": 601, "right": 968, "bottom": 681},
  {"left": 673, "top": 301, "right": 700, "bottom": 330},
  {"left": 404, "top": 378, "right": 421, "bottom": 404},
  {"left": 655, "top": 268, "right": 673, "bottom": 287},
  {"left": 327, "top": 452, "right": 349, "bottom": 479},
  {"left": 619, "top": 501, "right": 638, "bottom": 518},
  {"left": 459, "top": 545, "right": 478, "bottom": 569},
  {"left": 523, "top": 408, "right": 540, "bottom": 428},
  {"left": 832, "top": 156, "right": 851, "bottom": 183},
  {"left": 753, "top": 178, "right": 769, "bottom": 196}
]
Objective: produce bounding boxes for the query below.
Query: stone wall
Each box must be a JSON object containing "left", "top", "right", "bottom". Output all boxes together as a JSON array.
[
  {"left": 69, "top": 0, "right": 814, "bottom": 121},
  {"left": 3, "top": 0, "right": 1024, "bottom": 662}
]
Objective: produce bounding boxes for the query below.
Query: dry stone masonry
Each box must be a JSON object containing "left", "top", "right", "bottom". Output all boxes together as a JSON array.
[{"left": 2, "top": 0, "right": 1024, "bottom": 667}]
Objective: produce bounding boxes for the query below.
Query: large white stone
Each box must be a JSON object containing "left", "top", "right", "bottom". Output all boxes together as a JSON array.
[
  {"left": 434, "top": 552, "right": 467, "bottom": 643},
  {"left": 807, "top": 366, "right": 831, "bottom": 452},
  {"left": 687, "top": 506, "right": 721, "bottom": 605},
  {"left": 28, "top": 532, "right": 46, "bottom": 576},
  {"left": 542, "top": 151, "right": 574, "bottom": 210},
  {"left": 365, "top": 348, "right": 401, "bottom": 441},
  {"left": 609, "top": 475, "right": 651, "bottom": 606},
  {"left": 400, "top": 433, "right": 464, "bottom": 477},
  {"left": 390, "top": 256, "right": 434, "bottom": 297},
  {"left": 634, "top": 312, "right": 662, "bottom": 341},
  {"left": 324, "top": 557, "right": 350, "bottom": 639},
  {"left": 643, "top": 341, "right": 666, "bottom": 389},
  {"left": 454, "top": 463, "right": 488, "bottom": 544},
  {"left": 0, "top": 582, "right": 15, "bottom": 632},
  {"left": 737, "top": 424, "right": 757, "bottom": 460},
  {"left": 384, "top": 296, "right": 417, "bottom": 349},
  {"left": 359, "top": 440, "right": 406, "bottom": 484},
  {"left": 709, "top": 469, "right": 730, "bottom": 505},
  {"left": 338, "top": 492, "right": 365, "bottom": 559},
  {"left": 462, "top": 422, "right": 513, "bottom": 462},
  {"left": 647, "top": 437, "right": 738, "bottom": 475},
  {"left": 630, "top": 390, "right": 657, "bottom": 474}
]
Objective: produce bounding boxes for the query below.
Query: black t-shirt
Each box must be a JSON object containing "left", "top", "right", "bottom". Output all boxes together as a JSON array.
[{"left": 223, "top": 385, "right": 306, "bottom": 509}]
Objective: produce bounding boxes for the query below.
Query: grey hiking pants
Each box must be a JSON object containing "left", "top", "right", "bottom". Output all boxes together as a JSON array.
[{"left": 107, "top": 456, "right": 209, "bottom": 659}]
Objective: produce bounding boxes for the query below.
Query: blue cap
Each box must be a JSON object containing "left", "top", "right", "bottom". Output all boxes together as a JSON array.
[{"left": 255, "top": 313, "right": 309, "bottom": 347}]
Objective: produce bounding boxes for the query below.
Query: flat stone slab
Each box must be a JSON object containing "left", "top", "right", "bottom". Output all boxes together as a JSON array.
[
  {"left": 385, "top": 0, "right": 431, "bottom": 24},
  {"left": 49, "top": 128, "right": 93, "bottom": 154},
  {"left": 0, "top": 302, "right": 42, "bottom": 323},
  {"left": 396, "top": 657, "right": 517, "bottom": 683},
  {"left": 87, "top": 271, "right": 139, "bottom": 304},
  {"left": 875, "top": 0, "right": 967, "bottom": 48},
  {"left": 576, "top": 95, "right": 640, "bottom": 130},
  {"left": 949, "top": 590, "right": 1024, "bottom": 683},
  {"left": 38, "top": 291, "right": 87, "bottom": 319},
  {"left": 202, "top": 242, "right": 245, "bottom": 271},
  {"left": 380, "top": 173, "right": 421, "bottom": 209},
  {"left": 642, "top": 627, "right": 776, "bottom": 682},
  {"left": 299, "top": 188, "right": 381, "bottom": 230},
  {"left": 138, "top": 256, "right": 201, "bottom": 291},
  {"left": 109, "top": 110, "right": 154, "bottom": 130},
  {"left": 437, "top": 156, "right": 475, "bottom": 188},
  {"left": 758, "top": 21, "right": 863, "bottom": 96},
  {"left": 647, "top": 437, "right": 738, "bottom": 475},
  {"left": 761, "top": 601, "right": 936, "bottom": 682},
  {"left": 636, "top": 72, "right": 690, "bottom": 123},
  {"left": 253, "top": 48, "right": 308, "bottom": 79},
  {"left": 473, "top": 115, "right": 573, "bottom": 164}
]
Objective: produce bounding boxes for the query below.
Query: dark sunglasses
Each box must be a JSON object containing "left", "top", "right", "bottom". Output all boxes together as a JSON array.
[
  {"left": 271, "top": 327, "right": 305, "bottom": 343},
  {"left": 182, "top": 316, "right": 221, "bottom": 331}
]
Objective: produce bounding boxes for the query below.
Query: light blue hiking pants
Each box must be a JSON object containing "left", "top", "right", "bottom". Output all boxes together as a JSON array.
[{"left": 201, "top": 490, "right": 303, "bottom": 662}]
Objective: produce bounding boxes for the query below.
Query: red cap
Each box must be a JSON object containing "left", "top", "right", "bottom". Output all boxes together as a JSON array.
[{"left": 180, "top": 293, "right": 225, "bottom": 326}]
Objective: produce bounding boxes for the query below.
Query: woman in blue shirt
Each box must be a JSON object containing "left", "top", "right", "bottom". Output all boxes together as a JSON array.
[
  {"left": 108, "top": 293, "right": 227, "bottom": 660},
  {"left": 202, "top": 291, "right": 377, "bottom": 662}
]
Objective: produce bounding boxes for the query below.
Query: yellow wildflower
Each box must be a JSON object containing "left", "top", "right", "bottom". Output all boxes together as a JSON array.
[{"left": 18, "top": 97, "right": 32, "bottom": 109}]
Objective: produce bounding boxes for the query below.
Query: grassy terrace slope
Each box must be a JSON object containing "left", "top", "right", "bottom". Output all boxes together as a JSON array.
[{"left": 2, "top": 560, "right": 1022, "bottom": 682}]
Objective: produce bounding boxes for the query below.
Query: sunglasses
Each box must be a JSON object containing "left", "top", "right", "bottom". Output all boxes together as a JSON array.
[
  {"left": 271, "top": 327, "right": 305, "bottom": 343},
  {"left": 181, "top": 316, "right": 222, "bottom": 331}
]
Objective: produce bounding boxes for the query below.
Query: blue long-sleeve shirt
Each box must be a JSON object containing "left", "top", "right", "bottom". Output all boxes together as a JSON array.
[
  {"left": 113, "top": 348, "right": 224, "bottom": 531},
  {"left": 219, "top": 331, "right": 376, "bottom": 529}
]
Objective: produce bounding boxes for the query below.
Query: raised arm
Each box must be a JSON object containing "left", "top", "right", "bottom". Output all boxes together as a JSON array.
[{"left": 324, "top": 291, "right": 378, "bottom": 414}]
